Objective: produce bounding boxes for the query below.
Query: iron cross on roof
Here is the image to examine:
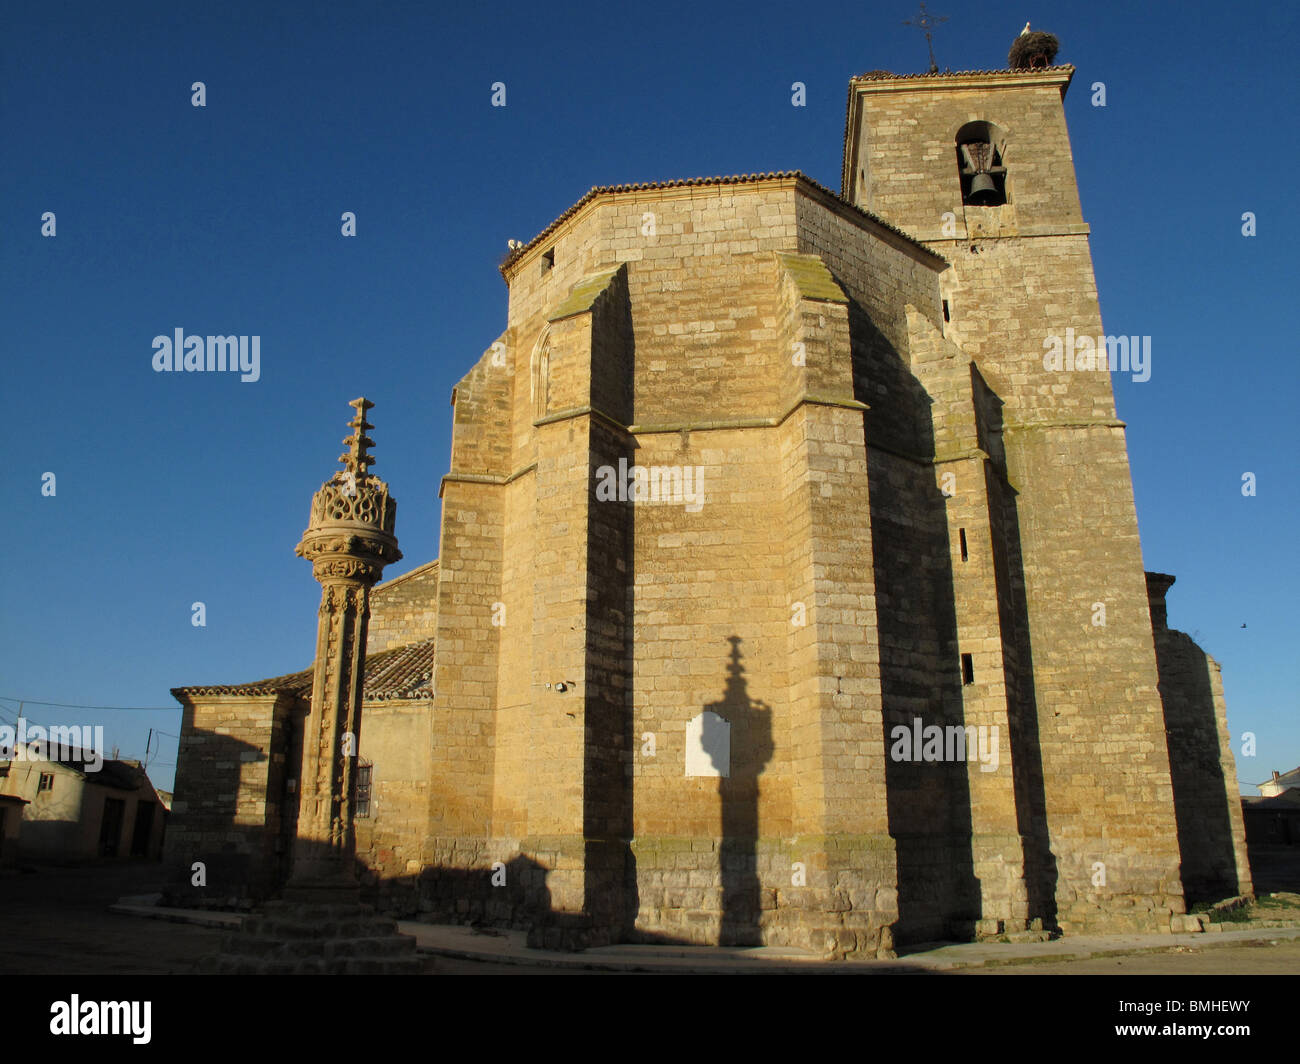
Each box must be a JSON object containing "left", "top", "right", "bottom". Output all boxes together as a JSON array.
[{"left": 903, "top": 2, "right": 949, "bottom": 74}]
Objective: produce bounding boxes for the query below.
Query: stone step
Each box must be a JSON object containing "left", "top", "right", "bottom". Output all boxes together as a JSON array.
[
  {"left": 199, "top": 900, "right": 421, "bottom": 973},
  {"left": 240, "top": 916, "right": 399, "bottom": 939},
  {"left": 220, "top": 932, "right": 416, "bottom": 959},
  {"left": 197, "top": 952, "right": 426, "bottom": 975}
]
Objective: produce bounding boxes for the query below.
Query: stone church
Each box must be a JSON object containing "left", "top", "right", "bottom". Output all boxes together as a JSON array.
[{"left": 164, "top": 33, "right": 1253, "bottom": 958}]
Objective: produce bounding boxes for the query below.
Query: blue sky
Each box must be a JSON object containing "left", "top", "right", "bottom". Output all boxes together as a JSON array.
[{"left": 2, "top": 0, "right": 1295, "bottom": 794}]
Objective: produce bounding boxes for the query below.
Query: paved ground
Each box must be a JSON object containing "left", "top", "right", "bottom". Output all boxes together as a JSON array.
[
  {"left": 429, "top": 940, "right": 1300, "bottom": 975},
  {"left": 974, "top": 941, "right": 1300, "bottom": 975},
  {"left": 4, "top": 862, "right": 1299, "bottom": 975},
  {"left": 0, "top": 864, "right": 220, "bottom": 975}
]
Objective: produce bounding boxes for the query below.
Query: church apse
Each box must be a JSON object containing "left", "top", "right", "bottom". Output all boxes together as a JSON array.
[{"left": 165, "top": 32, "right": 1252, "bottom": 958}]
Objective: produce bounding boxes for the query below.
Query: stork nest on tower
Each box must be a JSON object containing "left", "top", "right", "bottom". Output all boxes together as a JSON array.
[{"left": 1008, "top": 31, "right": 1059, "bottom": 70}]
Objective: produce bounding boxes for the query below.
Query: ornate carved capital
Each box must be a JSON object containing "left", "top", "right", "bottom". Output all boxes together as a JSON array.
[
  {"left": 296, "top": 400, "right": 401, "bottom": 589},
  {"left": 312, "top": 557, "right": 384, "bottom": 584}
]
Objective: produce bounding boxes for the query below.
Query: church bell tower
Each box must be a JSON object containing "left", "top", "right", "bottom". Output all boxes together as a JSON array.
[{"left": 841, "top": 33, "right": 1189, "bottom": 933}]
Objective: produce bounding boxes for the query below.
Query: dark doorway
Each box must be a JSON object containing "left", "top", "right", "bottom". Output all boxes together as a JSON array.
[
  {"left": 99, "top": 798, "right": 125, "bottom": 857},
  {"left": 130, "top": 801, "right": 155, "bottom": 857}
]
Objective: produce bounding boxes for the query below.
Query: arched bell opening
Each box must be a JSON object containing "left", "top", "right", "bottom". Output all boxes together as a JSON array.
[{"left": 956, "top": 120, "right": 1009, "bottom": 207}]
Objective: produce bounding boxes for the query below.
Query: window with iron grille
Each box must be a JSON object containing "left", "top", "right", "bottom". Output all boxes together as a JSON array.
[{"left": 356, "top": 759, "right": 372, "bottom": 819}]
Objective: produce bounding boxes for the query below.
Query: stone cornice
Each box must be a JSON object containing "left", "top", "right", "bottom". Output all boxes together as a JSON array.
[
  {"left": 439, "top": 407, "right": 1108, "bottom": 483},
  {"left": 850, "top": 66, "right": 1074, "bottom": 94},
  {"left": 627, "top": 392, "right": 869, "bottom": 435},
  {"left": 909, "top": 223, "right": 1092, "bottom": 243},
  {"left": 440, "top": 393, "right": 873, "bottom": 495},
  {"left": 439, "top": 462, "right": 538, "bottom": 497},
  {"left": 1002, "top": 417, "right": 1126, "bottom": 433},
  {"left": 537, "top": 393, "right": 869, "bottom": 436},
  {"left": 933, "top": 446, "right": 993, "bottom": 465}
]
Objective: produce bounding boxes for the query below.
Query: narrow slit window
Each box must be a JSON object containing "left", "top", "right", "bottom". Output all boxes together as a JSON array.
[
  {"left": 942, "top": 299, "right": 951, "bottom": 322},
  {"left": 959, "top": 527, "right": 968, "bottom": 561},
  {"left": 961, "top": 654, "right": 975, "bottom": 686}
]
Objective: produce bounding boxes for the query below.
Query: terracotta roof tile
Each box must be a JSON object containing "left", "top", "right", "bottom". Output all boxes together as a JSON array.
[
  {"left": 173, "top": 638, "right": 435, "bottom": 702},
  {"left": 850, "top": 65, "right": 1074, "bottom": 82},
  {"left": 362, "top": 639, "right": 436, "bottom": 700}
]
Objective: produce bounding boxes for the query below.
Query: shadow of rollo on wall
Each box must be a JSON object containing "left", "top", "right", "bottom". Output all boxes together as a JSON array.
[{"left": 700, "top": 636, "right": 772, "bottom": 946}]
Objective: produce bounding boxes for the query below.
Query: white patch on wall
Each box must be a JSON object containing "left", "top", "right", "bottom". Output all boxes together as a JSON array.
[{"left": 685, "top": 710, "right": 730, "bottom": 778}]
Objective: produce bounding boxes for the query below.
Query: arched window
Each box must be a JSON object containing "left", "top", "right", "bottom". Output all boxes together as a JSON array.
[
  {"left": 956, "top": 121, "right": 1009, "bottom": 207},
  {"left": 530, "top": 327, "right": 551, "bottom": 420}
]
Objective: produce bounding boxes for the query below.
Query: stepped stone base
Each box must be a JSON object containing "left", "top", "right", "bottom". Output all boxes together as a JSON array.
[{"left": 196, "top": 901, "right": 425, "bottom": 974}]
